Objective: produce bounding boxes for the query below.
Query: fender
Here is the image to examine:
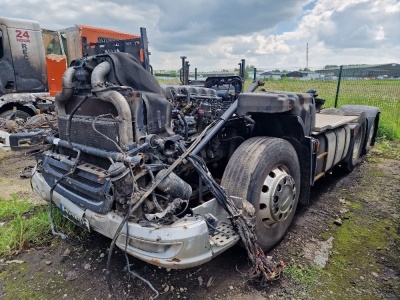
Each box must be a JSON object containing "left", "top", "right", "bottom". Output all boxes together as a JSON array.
[
  {"left": 0, "top": 92, "right": 50, "bottom": 115},
  {"left": 340, "top": 105, "right": 380, "bottom": 151}
]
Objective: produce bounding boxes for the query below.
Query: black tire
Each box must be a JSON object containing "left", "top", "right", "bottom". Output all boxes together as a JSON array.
[
  {"left": 221, "top": 137, "right": 301, "bottom": 250},
  {"left": 343, "top": 121, "right": 366, "bottom": 172},
  {"left": 362, "top": 115, "right": 379, "bottom": 155},
  {"left": 0, "top": 110, "right": 31, "bottom": 120}
]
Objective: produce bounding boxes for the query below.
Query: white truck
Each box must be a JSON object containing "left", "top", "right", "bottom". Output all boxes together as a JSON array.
[{"left": 13, "top": 52, "right": 379, "bottom": 269}]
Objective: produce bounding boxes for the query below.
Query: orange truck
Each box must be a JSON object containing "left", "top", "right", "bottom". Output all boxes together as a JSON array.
[{"left": 0, "top": 16, "right": 150, "bottom": 119}]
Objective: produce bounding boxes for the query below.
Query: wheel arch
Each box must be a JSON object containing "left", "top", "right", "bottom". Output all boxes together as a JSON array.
[
  {"left": 251, "top": 113, "right": 312, "bottom": 205},
  {"left": 340, "top": 105, "right": 380, "bottom": 154},
  {"left": 0, "top": 102, "right": 37, "bottom": 116}
]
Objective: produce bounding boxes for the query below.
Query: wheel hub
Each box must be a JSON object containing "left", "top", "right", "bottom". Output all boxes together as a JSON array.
[{"left": 258, "top": 166, "right": 296, "bottom": 228}]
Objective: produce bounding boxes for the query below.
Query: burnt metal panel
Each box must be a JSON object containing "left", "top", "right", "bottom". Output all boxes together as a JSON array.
[
  {"left": 64, "top": 96, "right": 118, "bottom": 116},
  {"left": 282, "top": 92, "right": 316, "bottom": 136},
  {"left": 141, "top": 91, "right": 173, "bottom": 135},
  {"left": 237, "top": 92, "right": 291, "bottom": 115},
  {"left": 0, "top": 24, "right": 16, "bottom": 96},
  {"left": 238, "top": 91, "right": 316, "bottom": 136},
  {"left": 1, "top": 17, "right": 47, "bottom": 94}
]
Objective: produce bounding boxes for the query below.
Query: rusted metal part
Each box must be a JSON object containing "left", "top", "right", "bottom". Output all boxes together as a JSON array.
[
  {"left": 0, "top": 113, "right": 56, "bottom": 150},
  {"left": 0, "top": 113, "right": 56, "bottom": 131},
  {"left": 0, "top": 92, "right": 52, "bottom": 110}
]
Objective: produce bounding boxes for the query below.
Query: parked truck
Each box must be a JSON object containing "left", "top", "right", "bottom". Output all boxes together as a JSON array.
[
  {"left": 0, "top": 16, "right": 150, "bottom": 149},
  {"left": 14, "top": 52, "right": 379, "bottom": 270}
]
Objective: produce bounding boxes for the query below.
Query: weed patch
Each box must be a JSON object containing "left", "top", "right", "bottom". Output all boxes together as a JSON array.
[
  {"left": 0, "top": 195, "right": 34, "bottom": 219},
  {"left": 283, "top": 263, "right": 323, "bottom": 288},
  {"left": 374, "top": 140, "right": 400, "bottom": 160},
  {"left": 0, "top": 196, "right": 82, "bottom": 256},
  {"left": 311, "top": 201, "right": 397, "bottom": 299}
]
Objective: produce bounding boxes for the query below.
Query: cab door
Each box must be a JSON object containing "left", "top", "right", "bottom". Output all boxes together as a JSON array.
[
  {"left": 0, "top": 24, "right": 17, "bottom": 95},
  {"left": 6, "top": 22, "right": 47, "bottom": 93}
]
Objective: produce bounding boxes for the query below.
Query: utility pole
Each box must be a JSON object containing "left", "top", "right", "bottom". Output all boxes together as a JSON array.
[{"left": 306, "top": 43, "right": 309, "bottom": 70}]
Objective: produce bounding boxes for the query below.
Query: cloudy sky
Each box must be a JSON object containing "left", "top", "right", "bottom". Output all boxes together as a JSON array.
[{"left": 2, "top": 0, "right": 399, "bottom": 71}]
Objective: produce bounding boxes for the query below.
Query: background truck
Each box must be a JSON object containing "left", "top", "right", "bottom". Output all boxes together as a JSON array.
[
  {"left": 0, "top": 16, "right": 150, "bottom": 119},
  {"left": 0, "top": 16, "right": 150, "bottom": 150},
  {"left": 20, "top": 52, "right": 379, "bottom": 270}
]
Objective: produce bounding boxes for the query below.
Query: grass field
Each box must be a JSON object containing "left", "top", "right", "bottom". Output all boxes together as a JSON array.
[
  {"left": 0, "top": 196, "right": 80, "bottom": 256},
  {"left": 259, "top": 79, "right": 400, "bottom": 140},
  {"left": 157, "top": 77, "right": 400, "bottom": 140}
]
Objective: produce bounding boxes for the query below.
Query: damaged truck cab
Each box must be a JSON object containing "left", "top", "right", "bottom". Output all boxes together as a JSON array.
[
  {"left": 28, "top": 52, "right": 379, "bottom": 269},
  {"left": 0, "top": 17, "right": 51, "bottom": 118}
]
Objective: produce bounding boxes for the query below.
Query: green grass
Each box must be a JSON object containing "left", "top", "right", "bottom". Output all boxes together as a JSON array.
[
  {"left": 310, "top": 153, "right": 400, "bottom": 299},
  {"left": 157, "top": 77, "right": 400, "bottom": 140},
  {"left": 374, "top": 140, "right": 400, "bottom": 160},
  {"left": 0, "top": 195, "right": 34, "bottom": 219},
  {"left": 283, "top": 263, "right": 323, "bottom": 287},
  {"left": 0, "top": 196, "right": 81, "bottom": 256},
  {"left": 259, "top": 79, "right": 400, "bottom": 140},
  {"left": 312, "top": 209, "right": 398, "bottom": 299}
]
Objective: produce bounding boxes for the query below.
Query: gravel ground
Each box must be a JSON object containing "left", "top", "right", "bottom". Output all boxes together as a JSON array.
[{"left": 0, "top": 144, "right": 399, "bottom": 300}]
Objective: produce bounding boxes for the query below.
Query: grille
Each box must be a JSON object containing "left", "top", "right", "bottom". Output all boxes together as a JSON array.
[
  {"left": 59, "top": 182, "right": 102, "bottom": 203},
  {"left": 48, "top": 161, "right": 104, "bottom": 188},
  {"left": 48, "top": 163, "right": 68, "bottom": 175},
  {"left": 58, "top": 115, "right": 121, "bottom": 151},
  {"left": 43, "top": 156, "right": 114, "bottom": 213},
  {"left": 70, "top": 174, "right": 103, "bottom": 188}
]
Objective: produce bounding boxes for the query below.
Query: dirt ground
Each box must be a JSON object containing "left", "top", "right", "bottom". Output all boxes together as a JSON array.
[{"left": 0, "top": 145, "right": 399, "bottom": 300}]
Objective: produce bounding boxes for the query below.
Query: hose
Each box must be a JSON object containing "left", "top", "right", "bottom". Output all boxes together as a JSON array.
[{"left": 106, "top": 122, "right": 215, "bottom": 299}]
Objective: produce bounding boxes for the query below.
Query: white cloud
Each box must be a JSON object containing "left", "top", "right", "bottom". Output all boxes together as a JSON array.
[{"left": 1, "top": 0, "right": 399, "bottom": 70}]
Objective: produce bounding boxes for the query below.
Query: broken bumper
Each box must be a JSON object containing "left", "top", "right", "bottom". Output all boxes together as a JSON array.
[
  {"left": 0, "top": 130, "right": 45, "bottom": 151},
  {"left": 0, "top": 130, "right": 11, "bottom": 151},
  {"left": 32, "top": 171, "right": 239, "bottom": 269}
]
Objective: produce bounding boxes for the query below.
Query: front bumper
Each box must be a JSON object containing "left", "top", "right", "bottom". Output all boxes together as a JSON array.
[{"left": 32, "top": 171, "right": 239, "bottom": 269}]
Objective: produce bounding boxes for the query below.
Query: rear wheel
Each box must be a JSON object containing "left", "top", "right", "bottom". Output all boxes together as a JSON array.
[
  {"left": 221, "top": 137, "right": 301, "bottom": 250},
  {"left": 343, "top": 121, "right": 366, "bottom": 172},
  {"left": 363, "top": 116, "right": 378, "bottom": 154}
]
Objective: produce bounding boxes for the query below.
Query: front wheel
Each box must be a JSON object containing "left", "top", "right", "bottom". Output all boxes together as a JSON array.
[{"left": 221, "top": 137, "right": 301, "bottom": 250}]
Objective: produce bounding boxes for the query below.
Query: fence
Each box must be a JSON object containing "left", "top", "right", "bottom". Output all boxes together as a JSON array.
[
  {"left": 258, "top": 65, "right": 400, "bottom": 140},
  {"left": 156, "top": 64, "right": 400, "bottom": 140}
]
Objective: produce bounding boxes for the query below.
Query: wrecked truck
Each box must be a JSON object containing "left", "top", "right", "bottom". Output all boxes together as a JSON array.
[
  {"left": 20, "top": 52, "right": 380, "bottom": 269},
  {"left": 0, "top": 16, "right": 150, "bottom": 150}
]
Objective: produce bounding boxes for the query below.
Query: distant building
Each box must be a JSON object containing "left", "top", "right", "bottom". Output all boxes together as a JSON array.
[
  {"left": 284, "top": 71, "right": 305, "bottom": 78},
  {"left": 260, "top": 71, "right": 286, "bottom": 80},
  {"left": 316, "top": 63, "right": 400, "bottom": 79}
]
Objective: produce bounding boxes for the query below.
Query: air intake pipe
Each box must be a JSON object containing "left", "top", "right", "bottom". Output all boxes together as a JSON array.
[
  {"left": 91, "top": 61, "right": 134, "bottom": 146},
  {"left": 95, "top": 90, "right": 134, "bottom": 146},
  {"left": 55, "top": 67, "right": 75, "bottom": 115},
  {"left": 91, "top": 61, "right": 111, "bottom": 89},
  {"left": 55, "top": 60, "right": 134, "bottom": 147}
]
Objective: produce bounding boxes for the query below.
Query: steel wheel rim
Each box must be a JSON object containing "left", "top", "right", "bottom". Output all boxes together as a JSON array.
[{"left": 258, "top": 165, "right": 296, "bottom": 228}]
